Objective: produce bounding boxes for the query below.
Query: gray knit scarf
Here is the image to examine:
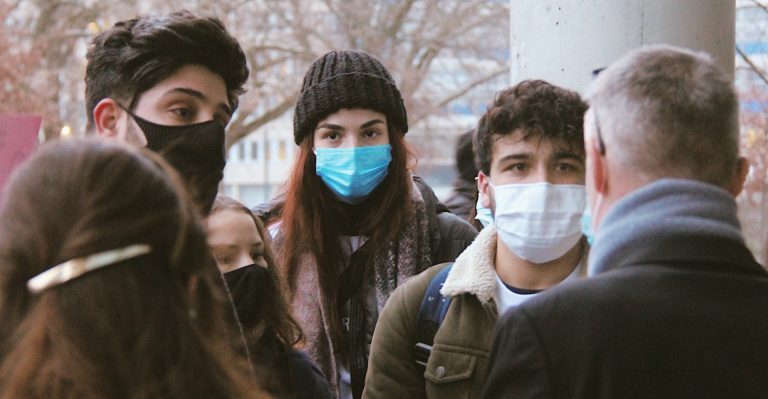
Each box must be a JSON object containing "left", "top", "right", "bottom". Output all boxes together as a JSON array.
[
  {"left": 589, "top": 178, "right": 744, "bottom": 275},
  {"left": 287, "top": 181, "right": 433, "bottom": 398}
]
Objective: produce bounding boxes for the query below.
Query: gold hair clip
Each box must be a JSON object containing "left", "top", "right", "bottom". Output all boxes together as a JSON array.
[{"left": 27, "top": 244, "right": 152, "bottom": 294}]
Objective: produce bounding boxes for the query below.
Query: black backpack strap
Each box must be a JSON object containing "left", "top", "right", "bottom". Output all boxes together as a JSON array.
[{"left": 414, "top": 263, "right": 454, "bottom": 369}]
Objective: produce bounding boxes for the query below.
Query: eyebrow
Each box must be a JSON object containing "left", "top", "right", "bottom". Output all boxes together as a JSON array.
[
  {"left": 553, "top": 151, "right": 584, "bottom": 162},
  {"left": 162, "top": 87, "right": 232, "bottom": 117},
  {"left": 315, "top": 119, "right": 386, "bottom": 131},
  {"left": 316, "top": 122, "right": 343, "bottom": 131},
  {"left": 497, "top": 153, "right": 533, "bottom": 163},
  {"left": 360, "top": 119, "right": 386, "bottom": 129}
]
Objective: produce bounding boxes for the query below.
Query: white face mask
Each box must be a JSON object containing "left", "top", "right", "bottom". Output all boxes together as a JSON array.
[
  {"left": 475, "top": 197, "right": 494, "bottom": 228},
  {"left": 491, "top": 182, "right": 586, "bottom": 264}
]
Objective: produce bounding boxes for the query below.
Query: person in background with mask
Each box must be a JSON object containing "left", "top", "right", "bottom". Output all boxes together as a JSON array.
[
  {"left": 85, "top": 10, "right": 249, "bottom": 216},
  {"left": 443, "top": 130, "right": 480, "bottom": 223},
  {"left": 206, "top": 195, "right": 331, "bottom": 399},
  {"left": 481, "top": 45, "right": 768, "bottom": 399},
  {"left": 261, "top": 50, "right": 477, "bottom": 399},
  {"left": 363, "top": 80, "right": 588, "bottom": 399}
]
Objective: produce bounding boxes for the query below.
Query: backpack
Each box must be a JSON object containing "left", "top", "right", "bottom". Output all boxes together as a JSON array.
[{"left": 414, "top": 263, "right": 454, "bottom": 369}]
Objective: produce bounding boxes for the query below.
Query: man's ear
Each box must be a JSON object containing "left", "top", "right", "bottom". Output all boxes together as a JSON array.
[
  {"left": 727, "top": 156, "right": 750, "bottom": 197},
  {"left": 585, "top": 126, "right": 608, "bottom": 197},
  {"left": 477, "top": 171, "right": 492, "bottom": 209},
  {"left": 93, "top": 98, "right": 123, "bottom": 138}
]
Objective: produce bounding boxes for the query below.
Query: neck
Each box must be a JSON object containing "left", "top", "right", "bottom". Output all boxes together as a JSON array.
[{"left": 494, "top": 236, "right": 583, "bottom": 290}]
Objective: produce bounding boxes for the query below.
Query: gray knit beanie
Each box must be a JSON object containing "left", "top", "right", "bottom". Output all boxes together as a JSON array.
[{"left": 293, "top": 50, "right": 408, "bottom": 145}]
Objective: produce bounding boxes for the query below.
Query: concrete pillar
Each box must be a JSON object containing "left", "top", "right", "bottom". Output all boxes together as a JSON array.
[{"left": 510, "top": 0, "right": 736, "bottom": 92}]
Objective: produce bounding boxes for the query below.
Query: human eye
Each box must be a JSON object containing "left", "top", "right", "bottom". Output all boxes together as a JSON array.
[
  {"left": 211, "top": 249, "right": 235, "bottom": 269},
  {"left": 555, "top": 161, "right": 582, "bottom": 173},
  {"left": 556, "top": 163, "right": 574, "bottom": 172},
  {"left": 319, "top": 129, "right": 342, "bottom": 141},
  {"left": 508, "top": 163, "right": 529, "bottom": 174},
  {"left": 169, "top": 105, "right": 197, "bottom": 122},
  {"left": 363, "top": 129, "right": 381, "bottom": 139}
]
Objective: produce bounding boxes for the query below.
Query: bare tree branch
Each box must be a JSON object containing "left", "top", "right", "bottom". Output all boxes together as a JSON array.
[
  {"left": 225, "top": 91, "right": 299, "bottom": 149},
  {"left": 751, "top": 0, "right": 768, "bottom": 14},
  {"left": 411, "top": 66, "right": 510, "bottom": 124},
  {"left": 737, "top": 45, "right": 768, "bottom": 86}
]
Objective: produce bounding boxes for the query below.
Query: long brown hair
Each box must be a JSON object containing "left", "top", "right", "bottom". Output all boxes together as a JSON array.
[
  {"left": 0, "top": 138, "right": 259, "bottom": 399},
  {"left": 210, "top": 195, "right": 303, "bottom": 348},
  {"left": 278, "top": 124, "right": 414, "bottom": 348}
]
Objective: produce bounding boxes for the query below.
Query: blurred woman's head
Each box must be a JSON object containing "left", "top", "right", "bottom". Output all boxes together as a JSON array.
[
  {"left": 0, "top": 138, "right": 255, "bottom": 398},
  {"left": 208, "top": 196, "right": 269, "bottom": 272},
  {"left": 207, "top": 195, "right": 302, "bottom": 348}
]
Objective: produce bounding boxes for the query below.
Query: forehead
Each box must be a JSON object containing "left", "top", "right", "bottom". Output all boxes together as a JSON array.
[
  {"left": 206, "top": 209, "right": 260, "bottom": 242},
  {"left": 491, "top": 129, "right": 583, "bottom": 160},
  {"left": 137, "top": 64, "right": 229, "bottom": 108},
  {"left": 316, "top": 108, "right": 387, "bottom": 126}
]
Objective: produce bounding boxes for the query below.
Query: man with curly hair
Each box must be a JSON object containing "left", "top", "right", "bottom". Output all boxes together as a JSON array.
[
  {"left": 363, "top": 80, "right": 589, "bottom": 399},
  {"left": 85, "top": 10, "right": 249, "bottom": 215}
]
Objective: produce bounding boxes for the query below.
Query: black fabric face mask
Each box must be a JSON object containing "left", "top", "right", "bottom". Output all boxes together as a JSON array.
[
  {"left": 131, "top": 114, "right": 226, "bottom": 215},
  {"left": 223, "top": 264, "right": 270, "bottom": 328}
]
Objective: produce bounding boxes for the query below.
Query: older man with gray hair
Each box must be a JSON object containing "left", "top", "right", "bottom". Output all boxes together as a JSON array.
[{"left": 480, "top": 44, "right": 768, "bottom": 399}]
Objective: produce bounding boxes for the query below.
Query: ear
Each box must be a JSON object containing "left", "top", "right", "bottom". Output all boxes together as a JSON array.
[
  {"left": 93, "top": 98, "right": 123, "bottom": 138},
  {"left": 726, "top": 156, "right": 750, "bottom": 197},
  {"left": 585, "top": 122, "right": 608, "bottom": 196},
  {"left": 477, "top": 171, "right": 492, "bottom": 209}
]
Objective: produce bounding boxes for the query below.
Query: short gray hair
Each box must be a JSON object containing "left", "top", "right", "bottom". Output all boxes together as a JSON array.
[{"left": 587, "top": 44, "right": 739, "bottom": 187}]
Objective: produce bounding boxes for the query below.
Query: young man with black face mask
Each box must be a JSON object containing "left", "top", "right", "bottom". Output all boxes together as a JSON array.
[
  {"left": 85, "top": 10, "right": 249, "bottom": 216},
  {"left": 363, "top": 80, "right": 589, "bottom": 399},
  {"left": 82, "top": 10, "right": 258, "bottom": 383}
]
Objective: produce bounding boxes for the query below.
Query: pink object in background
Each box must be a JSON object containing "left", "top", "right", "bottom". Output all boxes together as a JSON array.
[{"left": 0, "top": 115, "right": 42, "bottom": 201}]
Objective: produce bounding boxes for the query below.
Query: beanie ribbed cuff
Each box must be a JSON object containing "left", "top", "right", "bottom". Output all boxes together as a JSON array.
[{"left": 293, "top": 50, "right": 408, "bottom": 145}]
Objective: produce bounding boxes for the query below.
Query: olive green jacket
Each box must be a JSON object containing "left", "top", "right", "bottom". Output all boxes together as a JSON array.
[
  {"left": 363, "top": 226, "right": 588, "bottom": 399},
  {"left": 362, "top": 226, "right": 500, "bottom": 399}
]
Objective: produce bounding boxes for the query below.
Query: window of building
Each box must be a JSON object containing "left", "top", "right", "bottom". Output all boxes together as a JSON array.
[{"left": 251, "top": 141, "right": 259, "bottom": 160}]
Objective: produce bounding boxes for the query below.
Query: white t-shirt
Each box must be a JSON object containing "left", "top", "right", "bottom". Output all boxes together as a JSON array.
[{"left": 495, "top": 264, "right": 581, "bottom": 316}]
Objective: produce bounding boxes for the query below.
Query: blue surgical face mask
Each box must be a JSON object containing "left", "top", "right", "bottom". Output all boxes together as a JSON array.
[
  {"left": 475, "top": 197, "right": 493, "bottom": 228},
  {"left": 580, "top": 204, "right": 595, "bottom": 245},
  {"left": 315, "top": 144, "right": 392, "bottom": 204}
]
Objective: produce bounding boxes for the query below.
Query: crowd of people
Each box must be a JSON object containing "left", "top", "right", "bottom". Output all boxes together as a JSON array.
[{"left": 1, "top": 8, "right": 767, "bottom": 399}]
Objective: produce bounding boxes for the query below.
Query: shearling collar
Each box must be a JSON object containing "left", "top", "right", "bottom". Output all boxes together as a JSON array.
[
  {"left": 440, "top": 225, "right": 498, "bottom": 303},
  {"left": 440, "top": 225, "right": 589, "bottom": 303}
]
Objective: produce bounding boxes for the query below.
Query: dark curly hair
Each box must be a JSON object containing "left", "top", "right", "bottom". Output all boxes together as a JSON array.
[
  {"left": 474, "top": 80, "right": 587, "bottom": 175},
  {"left": 85, "top": 10, "right": 249, "bottom": 130}
]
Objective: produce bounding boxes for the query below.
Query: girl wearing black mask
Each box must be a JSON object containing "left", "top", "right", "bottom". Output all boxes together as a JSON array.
[{"left": 207, "top": 195, "right": 330, "bottom": 399}]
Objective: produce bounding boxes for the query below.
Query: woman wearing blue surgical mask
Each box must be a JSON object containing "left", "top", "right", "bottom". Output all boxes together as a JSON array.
[{"left": 260, "top": 50, "right": 477, "bottom": 399}]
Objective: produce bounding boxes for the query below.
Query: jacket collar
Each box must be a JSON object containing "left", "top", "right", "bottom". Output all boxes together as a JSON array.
[
  {"left": 440, "top": 225, "right": 590, "bottom": 303},
  {"left": 589, "top": 179, "right": 763, "bottom": 275},
  {"left": 440, "top": 225, "right": 498, "bottom": 303}
]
